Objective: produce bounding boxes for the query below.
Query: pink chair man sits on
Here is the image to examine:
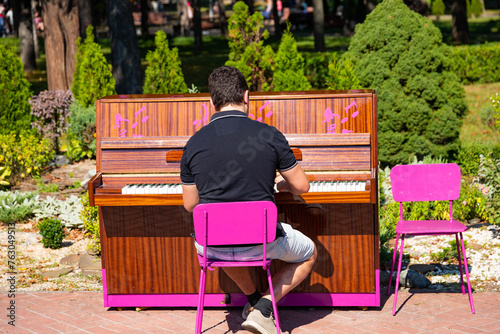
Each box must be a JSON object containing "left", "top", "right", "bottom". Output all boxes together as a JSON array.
[
  {"left": 387, "top": 163, "right": 475, "bottom": 315},
  {"left": 192, "top": 201, "right": 281, "bottom": 334}
]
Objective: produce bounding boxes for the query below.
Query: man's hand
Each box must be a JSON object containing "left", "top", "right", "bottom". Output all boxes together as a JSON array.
[{"left": 276, "top": 164, "right": 309, "bottom": 195}]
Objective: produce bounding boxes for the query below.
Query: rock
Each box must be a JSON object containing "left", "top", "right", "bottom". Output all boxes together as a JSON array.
[
  {"left": 379, "top": 270, "right": 391, "bottom": 285},
  {"left": 399, "top": 269, "right": 431, "bottom": 288},
  {"left": 49, "top": 155, "right": 70, "bottom": 167},
  {"left": 60, "top": 254, "right": 81, "bottom": 265},
  {"left": 81, "top": 168, "right": 97, "bottom": 189},
  {"left": 79, "top": 254, "right": 102, "bottom": 270},
  {"left": 81, "top": 269, "right": 102, "bottom": 276},
  {"left": 41, "top": 268, "right": 73, "bottom": 278},
  {"left": 408, "top": 264, "right": 435, "bottom": 274},
  {"left": 468, "top": 242, "right": 484, "bottom": 251}
]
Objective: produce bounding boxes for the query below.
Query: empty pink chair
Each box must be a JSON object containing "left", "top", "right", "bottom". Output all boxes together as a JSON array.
[
  {"left": 192, "top": 201, "right": 281, "bottom": 334},
  {"left": 386, "top": 163, "right": 475, "bottom": 315}
]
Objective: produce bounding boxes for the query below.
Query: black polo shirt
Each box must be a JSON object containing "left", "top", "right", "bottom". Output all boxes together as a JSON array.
[{"left": 180, "top": 110, "right": 297, "bottom": 237}]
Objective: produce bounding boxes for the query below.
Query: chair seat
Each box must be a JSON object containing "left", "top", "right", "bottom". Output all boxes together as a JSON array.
[
  {"left": 197, "top": 254, "right": 273, "bottom": 268},
  {"left": 396, "top": 220, "right": 467, "bottom": 235}
]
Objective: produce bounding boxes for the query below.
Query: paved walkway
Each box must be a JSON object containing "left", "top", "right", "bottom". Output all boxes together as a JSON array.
[{"left": 1, "top": 291, "right": 499, "bottom": 333}]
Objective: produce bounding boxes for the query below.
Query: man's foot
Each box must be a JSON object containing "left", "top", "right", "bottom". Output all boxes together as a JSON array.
[
  {"left": 242, "top": 302, "right": 254, "bottom": 320},
  {"left": 241, "top": 309, "right": 282, "bottom": 334}
]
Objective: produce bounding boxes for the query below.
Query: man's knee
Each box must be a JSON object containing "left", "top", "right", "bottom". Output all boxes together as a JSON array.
[{"left": 308, "top": 242, "right": 318, "bottom": 263}]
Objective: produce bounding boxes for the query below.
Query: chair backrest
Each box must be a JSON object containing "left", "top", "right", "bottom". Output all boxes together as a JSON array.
[
  {"left": 192, "top": 201, "right": 277, "bottom": 247},
  {"left": 390, "top": 163, "right": 461, "bottom": 203}
]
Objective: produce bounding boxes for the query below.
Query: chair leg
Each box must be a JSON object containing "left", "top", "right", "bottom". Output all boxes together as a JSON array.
[
  {"left": 386, "top": 234, "right": 400, "bottom": 296},
  {"left": 455, "top": 234, "right": 465, "bottom": 295},
  {"left": 267, "top": 267, "right": 281, "bottom": 334},
  {"left": 459, "top": 232, "right": 475, "bottom": 314},
  {"left": 392, "top": 235, "right": 405, "bottom": 316},
  {"left": 196, "top": 268, "right": 207, "bottom": 334}
]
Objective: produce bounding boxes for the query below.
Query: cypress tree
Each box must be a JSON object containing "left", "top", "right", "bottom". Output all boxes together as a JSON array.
[
  {"left": 143, "top": 30, "right": 188, "bottom": 94},
  {"left": 273, "top": 24, "right": 311, "bottom": 92}
]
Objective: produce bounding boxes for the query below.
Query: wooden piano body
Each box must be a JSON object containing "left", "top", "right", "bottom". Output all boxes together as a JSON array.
[{"left": 89, "top": 90, "right": 380, "bottom": 308}]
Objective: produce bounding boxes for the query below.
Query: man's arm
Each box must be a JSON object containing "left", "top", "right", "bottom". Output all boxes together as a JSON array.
[
  {"left": 182, "top": 184, "right": 199, "bottom": 212},
  {"left": 276, "top": 164, "right": 310, "bottom": 195}
]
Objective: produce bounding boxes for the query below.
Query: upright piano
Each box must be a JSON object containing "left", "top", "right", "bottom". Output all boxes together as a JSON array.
[{"left": 88, "top": 90, "right": 380, "bottom": 308}]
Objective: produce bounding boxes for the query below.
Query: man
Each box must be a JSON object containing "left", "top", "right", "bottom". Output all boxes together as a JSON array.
[{"left": 181, "top": 66, "right": 317, "bottom": 334}]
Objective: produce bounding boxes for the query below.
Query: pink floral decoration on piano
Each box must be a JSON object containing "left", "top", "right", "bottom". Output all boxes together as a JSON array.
[
  {"left": 323, "top": 101, "right": 359, "bottom": 134},
  {"left": 113, "top": 106, "right": 150, "bottom": 137},
  {"left": 249, "top": 101, "right": 273, "bottom": 122},
  {"left": 193, "top": 103, "right": 209, "bottom": 129}
]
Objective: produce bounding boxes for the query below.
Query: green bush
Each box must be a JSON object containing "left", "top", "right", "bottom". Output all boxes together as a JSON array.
[
  {"left": 455, "top": 178, "right": 488, "bottom": 222},
  {"left": 226, "top": 1, "right": 274, "bottom": 91},
  {"left": 456, "top": 142, "right": 493, "bottom": 176},
  {"left": 37, "top": 218, "right": 65, "bottom": 249},
  {"left": 64, "top": 101, "right": 96, "bottom": 161},
  {"left": 0, "top": 44, "right": 33, "bottom": 135},
  {"left": 0, "top": 191, "right": 40, "bottom": 224},
  {"left": 346, "top": 0, "right": 467, "bottom": 167},
  {"left": 303, "top": 52, "right": 336, "bottom": 89},
  {"left": 143, "top": 30, "right": 188, "bottom": 94},
  {"left": 478, "top": 154, "right": 500, "bottom": 225},
  {"left": 273, "top": 24, "right": 311, "bottom": 92},
  {"left": 30, "top": 90, "right": 74, "bottom": 152},
  {"left": 431, "top": 0, "right": 445, "bottom": 19},
  {"left": 451, "top": 43, "right": 500, "bottom": 85},
  {"left": 492, "top": 93, "right": 500, "bottom": 132},
  {"left": 327, "top": 53, "right": 362, "bottom": 90},
  {"left": 0, "top": 133, "right": 54, "bottom": 185},
  {"left": 80, "top": 192, "right": 100, "bottom": 255},
  {"left": 72, "top": 25, "right": 116, "bottom": 107}
]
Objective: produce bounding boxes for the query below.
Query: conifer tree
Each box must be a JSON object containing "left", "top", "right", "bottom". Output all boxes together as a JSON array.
[
  {"left": 72, "top": 25, "right": 116, "bottom": 107},
  {"left": 226, "top": 1, "right": 274, "bottom": 91},
  {"left": 273, "top": 24, "right": 311, "bottom": 92},
  {"left": 326, "top": 53, "right": 362, "bottom": 90},
  {"left": 431, "top": 0, "right": 445, "bottom": 19},
  {"left": 470, "top": 0, "right": 483, "bottom": 18},
  {"left": 0, "top": 45, "right": 33, "bottom": 134},
  {"left": 346, "top": 0, "right": 467, "bottom": 167},
  {"left": 143, "top": 30, "right": 188, "bottom": 94}
]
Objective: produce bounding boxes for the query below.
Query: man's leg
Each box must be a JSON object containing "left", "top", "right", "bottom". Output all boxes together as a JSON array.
[{"left": 221, "top": 267, "right": 256, "bottom": 295}]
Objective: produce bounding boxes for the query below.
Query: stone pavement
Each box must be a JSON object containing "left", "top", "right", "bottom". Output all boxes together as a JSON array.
[{"left": 1, "top": 291, "right": 499, "bottom": 333}]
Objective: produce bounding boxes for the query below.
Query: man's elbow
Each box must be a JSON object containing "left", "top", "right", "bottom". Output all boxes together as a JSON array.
[{"left": 294, "top": 180, "right": 310, "bottom": 195}]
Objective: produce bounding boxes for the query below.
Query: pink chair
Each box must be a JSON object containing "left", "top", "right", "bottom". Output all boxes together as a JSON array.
[
  {"left": 386, "top": 163, "right": 475, "bottom": 315},
  {"left": 193, "top": 201, "right": 281, "bottom": 334}
]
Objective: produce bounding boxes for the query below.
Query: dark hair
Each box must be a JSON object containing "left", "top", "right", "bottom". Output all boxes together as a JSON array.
[{"left": 208, "top": 66, "right": 248, "bottom": 111}]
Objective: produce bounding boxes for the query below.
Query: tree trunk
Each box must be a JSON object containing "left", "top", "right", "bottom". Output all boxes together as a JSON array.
[
  {"left": 13, "top": 0, "right": 21, "bottom": 36},
  {"left": 218, "top": 0, "right": 228, "bottom": 38},
  {"left": 42, "top": 0, "right": 80, "bottom": 91},
  {"left": 451, "top": 0, "right": 469, "bottom": 43},
  {"left": 193, "top": 0, "right": 203, "bottom": 53},
  {"left": 140, "top": 0, "right": 149, "bottom": 36},
  {"left": 272, "top": 0, "right": 282, "bottom": 38},
  {"left": 19, "top": 0, "right": 36, "bottom": 72},
  {"left": 312, "top": 0, "right": 325, "bottom": 51},
  {"left": 106, "top": 0, "right": 143, "bottom": 94},
  {"left": 246, "top": 0, "right": 254, "bottom": 13},
  {"left": 78, "top": 0, "right": 93, "bottom": 39}
]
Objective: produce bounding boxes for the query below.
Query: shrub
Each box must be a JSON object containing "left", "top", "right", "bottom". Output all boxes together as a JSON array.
[
  {"left": 0, "top": 166, "right": 9, "bottom": 190},
  {"left": 30, "top": 90, "right": 74, "bottom": 152},
  {"left": 492, "top": 93, "right": 500, "bottom": 132},
  {"left": 454, "top": 178, "right": 488, "bottom": 222},
  {"left": 226, "top": 1, "right": 274, "bottom": 92},
  {"left": 456, "top": 142, "right": 493, "bottom": 176},
  {"left": 37, "top": 218, "right": 65, "bottom": 249},
  {"left": 80, "top": 192, "right": 100, "bottom": 255},
  {"left": 346, "top": 0, "right": 467, "bottom": 167},
  {"left": 0, "top": 44, "right": 33, "bottom": 135},
  {"left": 451, "top": 43, "right": 500, "bottom": 85},
  {"left": 72, "top": 25, "right": 116, "bottom": 107},
  {"left": 272, "top": 24, "right": 311, "bottom": 92},
  {"left": 303, "top": 52, "right": 336, "bottom": 89},
  {"left": 64, "top": 101, "right": 97, "bottom": 161},
  {"left": 0, "top": 191, "right": 40, "bottom": 224},
  {"left": 143, "top": 30, "right": 188, "bottom": 94},
  {"left": 478, "top": 154, "right": 500, "bottom": 225},
  {"left": 327, "top": 53, "right": 362, "bottom": 90},
  {"left": 0, "top": 133, "right": 54, "bottom": 185}
]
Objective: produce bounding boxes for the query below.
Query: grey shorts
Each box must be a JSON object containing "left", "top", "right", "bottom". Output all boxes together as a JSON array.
[{"left": 194, "top": 223, "right": 315, "bottom": 263}]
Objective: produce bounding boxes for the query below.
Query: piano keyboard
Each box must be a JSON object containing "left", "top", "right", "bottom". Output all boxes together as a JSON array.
[{"left": 121, "top": 181, "right": 366, "bottom": 195}]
